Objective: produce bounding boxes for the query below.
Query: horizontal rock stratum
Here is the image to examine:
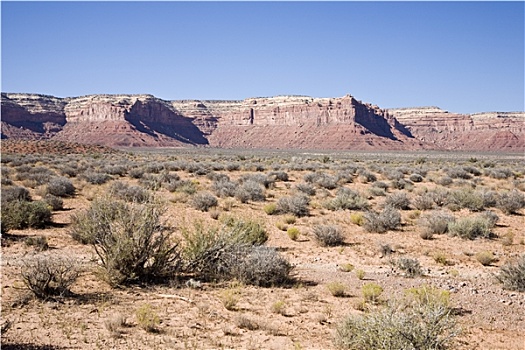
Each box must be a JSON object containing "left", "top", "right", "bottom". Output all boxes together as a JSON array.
[{"left": 1, "top": 92, "right": 523, "bottom": 151}]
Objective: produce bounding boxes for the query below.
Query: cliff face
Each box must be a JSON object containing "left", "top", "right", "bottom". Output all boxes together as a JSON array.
[
  {"left": 389, "top": 107, "right": 525, "bottom": 151},
  {"left": 2, "top": 93, "right": 523, "bottom": 151},
  {"left": 1, "top": 93, "right": 67, "bottom": 139},
  {"left": 203, "top": 95, "right": 419, "bottom": 150}
]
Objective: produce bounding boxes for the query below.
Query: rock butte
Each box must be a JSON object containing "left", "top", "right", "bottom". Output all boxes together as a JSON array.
[{"left": 1, "top": 93, "right": 523, "bottom": 151}]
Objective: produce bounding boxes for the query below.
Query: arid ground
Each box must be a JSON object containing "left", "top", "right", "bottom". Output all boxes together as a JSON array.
[{"left": 1, "top": 141, "right": 524, "bottom": 349}]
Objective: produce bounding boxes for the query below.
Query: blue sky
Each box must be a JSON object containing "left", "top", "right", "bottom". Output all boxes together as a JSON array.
[{"left": 2, "top": 1, "right": 524, "bottom": 113}]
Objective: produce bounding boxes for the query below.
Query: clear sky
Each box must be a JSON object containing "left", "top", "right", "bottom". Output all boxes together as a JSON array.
[{"left": 2, "top": 1, "right": 524, "bottom": 114}]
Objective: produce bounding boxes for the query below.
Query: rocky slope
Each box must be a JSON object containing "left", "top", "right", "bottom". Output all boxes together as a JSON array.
[{"left": 1, "top": 93, "right": 523, "bottom": 151}]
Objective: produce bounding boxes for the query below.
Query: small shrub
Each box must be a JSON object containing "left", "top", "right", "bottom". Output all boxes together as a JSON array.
[
  {"left": 379, "top": 243, "right": 393, "bottom": 257},
  {"left": 43, "top": 194, "right": 64, "bottom": 211},
  {"left": 336, "top": 286, "right": 459, "bottom": 350},
  {"left": 109, "top": 181, "right": 150, "bottom": 203},
  {"left": 448, "top": 215, "right": 493, "bottom": 240},
  {"left": 69, "top": 198, "right": 182, "bottom": 286},
  {"left": 362, "top": 283, "right": 383, "bottom": 303},
  {"left": 263, "top": 203, "right": 277, "bottom": 215},
  {"left": 496, "top": 190, "right": 525, "bottom": 214},
  {"left": 46, "top": 177, "right": 75, "bottom": 197},
  {"left": 419, "top": 211, "right": 455, "bottom": 238},
  {"left": 496, "top": 254, "right": 525, "bottom": 292},
  {"left": 276, "top": 195, "right": 310, "bottom": 217},
  {"left": 81, "top": 171, "right": 111, "bottom": 185},
  {"left": 228, "top": 246, "right": 293, "bottom": 287},
  {"left": 105, "top": 313, "right": 126, "bottom": 337},
  {"left": 475, "top": 251, "right": 496, "bottom": 266},
  {"left": 339, "top": 263, "right": 354, "bottom": 272},
  {"left": 235, "top": 180, "right": 265, "bottom": 203},
  {"left": 447, "top": 189, "right": 485, "bottom": 212},
  {"left": 413, "top": 193, "right": 436, "bottom": 210},
  {"left": 358, "top": 170, "right": 377, "bottom": 183},
  {"left": 409, "top": 173, "right": 424, "bottom": 182},
  {"left": 24, "top": 236, "right": 49, "bottom": 251},
  {"left": 355, "top": 269, "right": 366, "bottom": 280},
  {"left": 350, "top": 212, "right": 364, "bottom": 226},
  {"left": 269, "top": 171, "right": 289, "bottom": 182},
  {"left": 20, "top": 254, "right": 80, "bottom": 299},
  {"left": 327, "top": 282, "right": 346, "bottom": 297},
  {"left": 384, "top": 192, "right": 411, "bottom": 210},
  {"left": 363, "top": 206, "right": 402, "bottom": 233},
  {"left": 287, "top": 227, "right": 300, "bottom": 241},
  {"left": 135, "top": 304, "right": 160, "bottom": 332},
  {"left": 219, "top": 216, "right": 268, "bottom": 245},
  {"left": 324, "top": 188, "right": 369, "bottom": 211},
  {"left": 283, "top": 215, "right": 297, "bottom": 224},
  {"left": 276, "top": 221, "right": 288, "bottom": 231},
  {"left": 295, "top": 182, "right": 316, "bottom": 196},
  {"left": 312, "top": 224, "right": 344, "bottom": 247},
  {"left": 433, "top": 252, "right": 449, "bottom": 265},
  {"left": 191, "top": 191, "right": 218, "bottom": 212},
  {"left": 1, "top": 200, "right": 52, "bottom": 232},
  {"left": 220, "top": 289, "right": 240, "bottom": 311},
  {"left": 436, "top": 176, "right": 453, "bottom": 186},
  {"left": 212, "top": 178, "right": 237, "bottom": 198},
  {"left": 236, "top": 314, "right": 259, "bottom": 331},
  {"left": 1, "top": 186, "right": 31, "bottom": 202},
  {"left": 271, "top": 300, "right": 286, "bottom": 315},
  {"left": 394, "top": 257, "right": 423, "bottom": 277}
]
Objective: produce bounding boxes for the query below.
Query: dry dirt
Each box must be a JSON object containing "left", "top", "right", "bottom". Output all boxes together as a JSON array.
[{"left": 1, "top": 142, "right": 524, "bottom": 349}]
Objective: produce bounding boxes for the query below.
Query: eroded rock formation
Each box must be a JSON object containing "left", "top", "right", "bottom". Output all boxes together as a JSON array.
[
  {"left": 1, "top": 92, "right": 523, "bottom": 151},
  {"left": 389, "top": 107, "right": 525, "bottom": 151}
]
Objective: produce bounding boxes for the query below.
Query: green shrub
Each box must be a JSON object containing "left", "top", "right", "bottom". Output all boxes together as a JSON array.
[
  {"left": 1, "top": 200, "right": 52, "bottom": 232},
  {"left": 135, "top": 304, "right": 160, "bottom": 332},
  {"left": 496, "top": 254, "right": 525, "bottom": 292},
  {"left": 350, "top": 212, "right": 364, "bottom": 226},
  {"left": 336, "top": 286, "right": 459, "bottom": 350},
  {"left": 327, "top": 281, "right": 346, "bottom": 297},
  {"left": 182, "top": 219, "right": 285, "bottom": 286},
  {"left": 20, "top": 254, "right": 80, "bottom": 299},
  {"left": 263, "top": 203, "right": 277, "bottom": 215},
  {"left": 69, "top": 198, "right": 182, "bottom": 286},
  {"left": 447, "top": 189, "right": 485, "bottom": 211},
  {"left": 287, "top": 227, "right": 300, "bottom": 241},
  {"left": 475, "top": 251, "right": 496, "bottom": 266},
  {"left": 324, "top": 188, "right": 369, "bottom": 211},
  {"left": 447, "top": 215, "right": 494, "bottom": 240},
  {"left": 362, "top": 283, "right": 383, "bottom": 303},
  {"left": 313, "top": 224, "right": 344, "bottom": 247}
]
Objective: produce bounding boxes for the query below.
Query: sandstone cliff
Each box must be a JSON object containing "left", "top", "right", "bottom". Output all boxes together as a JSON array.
[
  {"left": 2, "top": 93, "right": 523, "bottom": 151},
  {"left": 389, "top": 107, "right": 525, "bottom": 151}
]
